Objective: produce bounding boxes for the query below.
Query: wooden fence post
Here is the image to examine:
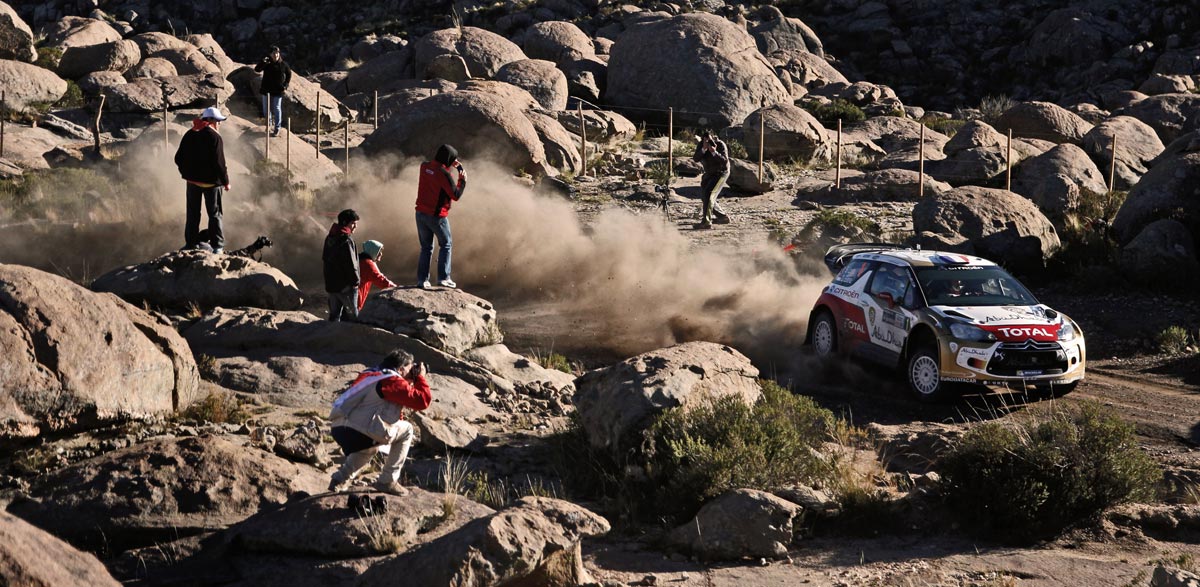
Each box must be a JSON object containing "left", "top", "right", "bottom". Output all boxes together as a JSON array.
[
  {"left": 2, "top": 91, "right": 7, "bottom": 158},
  {"left": 286, "top": 117, "right": 291, "bottom": 176},
  {"left": 757, "top": 112, "right": 765, "bottom": 183},
  {"left": 344, "top": 122, "right": 350, "bottom": 178},
  {"left": 315, "top": 92, "right": 321, "bottom": 160},
  {"left": 1108, "top": 135, "right": 1118, "bottom": 191},
  {"left": 373, "top": 90, "right": 379, "bottom": 131},
  {"left": 918, "top": 124, "right": 926, "bottom": 198},
  {"left": 835, "top": 118, "right": 843, "bottom": 189},
  {"left": 578, "top": 102, "right": 586, "bottom": 177},
  {"left": 1005, "top": 129, "right": 1013, "bottom": 191},
  {"left": 93, "top": 93, "right": 105, "bottom": 156},
  {"left": 667, "top": 107, "right": 673, "bottom": 186}
]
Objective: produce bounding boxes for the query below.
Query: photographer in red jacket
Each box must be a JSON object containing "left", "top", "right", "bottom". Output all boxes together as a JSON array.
[{"left": 414, "top": 144, "right": 466, "bottom": 289}]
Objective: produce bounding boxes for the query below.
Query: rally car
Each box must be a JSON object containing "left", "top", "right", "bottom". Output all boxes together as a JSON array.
[{"left": 805, "top": 244, "right": 1086, "bottom": 401}]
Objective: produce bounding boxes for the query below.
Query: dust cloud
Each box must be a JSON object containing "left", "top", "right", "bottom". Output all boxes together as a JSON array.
[{"left": 0, "top": 136, "right": 834, "bottom": 368}]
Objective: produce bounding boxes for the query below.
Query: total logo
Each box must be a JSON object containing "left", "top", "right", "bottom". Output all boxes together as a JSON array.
[{"left": 996, "top": 326, "right": 1053, "bottom": 338}]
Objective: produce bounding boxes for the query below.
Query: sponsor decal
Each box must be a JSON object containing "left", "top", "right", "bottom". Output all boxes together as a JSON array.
[
  {"left": 882, "top": 309, "right": 903, "bottom": 327},
  {"left": 980, "top": 313, "right": 1026, "bottom": 323},
  {"left": 868, "top": 306, "right": 877, "bottom": 325},
  {"left": 981, "top": 323, "right": 1060, "bottom": 341},
  {"left": 872, "top": 327, "right": 900, "bottom": 345},
  {"left": 829, "top": 286, "right": 860, "bottom": 300},
  {"left": 843, "top": 318, "right": 866, "bottom": 335},
  {"left": 942, "top": 376, "right": 978, "bottom": 383},
  {"left": 959, "top": 347, "right": 991, "bottom": 358}
]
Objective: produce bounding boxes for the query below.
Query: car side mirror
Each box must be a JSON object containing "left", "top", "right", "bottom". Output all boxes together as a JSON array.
[{"left": 878, "top": 291, "right": 895, "bottom": 307}]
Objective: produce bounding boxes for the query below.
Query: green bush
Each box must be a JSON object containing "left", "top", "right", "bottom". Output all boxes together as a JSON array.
[
  {"left": 978, "top": 94, "right": 1016, "bottom": 126},
  {"left": 940, "top": 402, "right": 1160, "bottom": 544},
  {"left": 802, "top": 99, "right": 866, "bottom": 128},
  {"left": 642, "top": 380, "right": 835, "bottom": 520},
  {"left": 920, "top": 116, "right": 966, "bottom": 137},
  {"left": 179, "top": 391, "right": 250, "bottom": 424},
  {"left": 1156, "top": 325, "right": 1193, "bottom": 355},
  {"left": 34, "top": 47, "right": 62, "bottom": 70}
]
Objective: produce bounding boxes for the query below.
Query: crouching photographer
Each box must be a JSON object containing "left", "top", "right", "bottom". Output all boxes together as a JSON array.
[{"left": 327, "top": 349, "right": 430, "bottom": 495}]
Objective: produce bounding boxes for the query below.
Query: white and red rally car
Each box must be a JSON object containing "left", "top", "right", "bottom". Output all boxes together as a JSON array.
[{"left": 806, "top": 244, "right": 1086, "bottom": 401}]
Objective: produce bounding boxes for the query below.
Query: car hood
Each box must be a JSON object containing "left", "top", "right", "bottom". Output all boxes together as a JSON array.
[{"left": 932, "top": 304, "right": 1065, "bottom": 342}]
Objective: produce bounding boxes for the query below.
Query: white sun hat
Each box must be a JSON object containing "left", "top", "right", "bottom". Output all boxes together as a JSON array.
[{"left": 200, "top": 106, "right": 228, "bottom": 121}]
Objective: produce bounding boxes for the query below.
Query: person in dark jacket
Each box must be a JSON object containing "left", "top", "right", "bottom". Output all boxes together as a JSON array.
[
  {"left": 324, "top": 208, "right": 360, "bottom": 321},
  {"left": 414, "top": 144, "right": 466, "bottom": 289},
  {"left": 691, "top": 131, "right": 732, "bottom": 229},
  {"left": 254, "top": 46, "right": 292, "bottom": 137},
  {"left": 174, "top": 106, "right": 230, "bottom": 252}
]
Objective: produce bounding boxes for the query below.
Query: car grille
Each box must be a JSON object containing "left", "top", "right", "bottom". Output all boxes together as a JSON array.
[{"left": 986, "top": 341, "right": 1068, "bottom": 377}]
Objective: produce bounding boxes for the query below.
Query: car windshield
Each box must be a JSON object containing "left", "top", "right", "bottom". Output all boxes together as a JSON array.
[{"left": 915, "top": 266, "right": 1038, "bottom": 307}]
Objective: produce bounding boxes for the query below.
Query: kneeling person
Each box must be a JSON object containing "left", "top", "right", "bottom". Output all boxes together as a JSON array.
[{"left": 328, "top": 349, "right": 431, "bottom": 495}]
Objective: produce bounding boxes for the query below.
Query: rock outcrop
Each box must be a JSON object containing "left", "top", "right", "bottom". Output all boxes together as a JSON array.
[
  {"left": 0, "top": 511, "right": 122, "bottom": 587},
  {"left": 669, "top": 489, "right": 803, "bottom": 560},
  {"left": 0, "top": 60, "right": 67, "bottom": 112},
  {"left": 0, "top": 264, "right": 200, "bottom": 438},
  {"left": 0, "top": 2, "right": 35, "bottom": 62},
  {"left": 913, "top": 186, "right": 1061, "bottom": 271},
  {"left": 92, "top": 250, "right": 304, "bottom": 311},
  {"left": 357, "top": 287, "right": 501, "bottom": 357}
]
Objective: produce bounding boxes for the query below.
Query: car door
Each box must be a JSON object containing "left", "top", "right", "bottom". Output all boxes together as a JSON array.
[{"left": 862, "top": 263, "right": 918, "bottom": 362}]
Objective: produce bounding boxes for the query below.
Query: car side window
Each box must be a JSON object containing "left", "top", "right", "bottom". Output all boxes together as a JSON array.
[
  {"left": 833, "top": 259, "right": 871, "bottom": 286},
  {"left": 868, "top": 264, "right": 911, "bottom": 305}
]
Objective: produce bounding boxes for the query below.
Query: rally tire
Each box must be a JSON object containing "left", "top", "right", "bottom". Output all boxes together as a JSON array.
[
  {"left": 811, "top": 312, "right": 838, "bottom": 358},
  {"left": 907, "top": 343, "right": 948, "bottom": 402}
]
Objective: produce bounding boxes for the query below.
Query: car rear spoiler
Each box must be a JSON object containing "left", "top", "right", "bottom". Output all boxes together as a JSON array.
[{"left": 823, "top": 243, "right": 910, "bottom": 274}]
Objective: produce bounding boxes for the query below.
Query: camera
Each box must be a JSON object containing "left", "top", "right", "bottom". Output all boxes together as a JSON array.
[{"left": 413, "top": 361, "right": 424, "bottom": 373}]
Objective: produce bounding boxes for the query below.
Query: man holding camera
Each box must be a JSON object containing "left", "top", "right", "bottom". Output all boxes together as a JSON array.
[
  {"left": 328, "top": 349, "right": 431, "bottom": 495},
  {"left": 692, "top": 131, "right": 732, "bottom": 229},
  {"left": 414, "top": 144, "right": 467, "bottom": 289},
  {"left": 254, "top": 45, "right": 291, "bottom": 137}
]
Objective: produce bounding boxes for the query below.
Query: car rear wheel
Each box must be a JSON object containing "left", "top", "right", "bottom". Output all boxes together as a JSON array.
[
  {"left": 907, "top": 344, "right": 947, "bottom": 402},
  {"left": 811, "top": 312, "right": 837, "bottom": 357}
]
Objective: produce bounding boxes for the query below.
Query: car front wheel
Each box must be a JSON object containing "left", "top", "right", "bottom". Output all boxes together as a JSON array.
[
  {"left": 907, "top": 344, "right": 947, "bottom": 402},
  {"left": 811, "top": 312, "right": 838, "bottom": 357}
]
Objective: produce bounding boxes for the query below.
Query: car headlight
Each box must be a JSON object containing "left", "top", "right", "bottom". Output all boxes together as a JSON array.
[
  {"left": 950, "top": 323, "right": 996, "bottom": 342},
  {"left": 1058, "top": 321, "right": 1077, "bottom": 341}
]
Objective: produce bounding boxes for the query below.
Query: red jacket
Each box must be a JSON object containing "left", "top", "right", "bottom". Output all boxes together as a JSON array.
[
  {"left": 349, "top": 369, "right": 431, "bottom": 413},
  {"left": 415, "top": 160, "right": 466, "bottom": 217},
  {"left": 357, "top": 257, "right": 397, "bottom": 310}
]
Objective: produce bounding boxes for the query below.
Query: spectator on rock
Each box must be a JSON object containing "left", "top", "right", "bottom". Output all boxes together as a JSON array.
[
  {"left": 254, "top": 45, "right": 292, "bottom": 137},
  {"left": 691, "top": 130, "right": 732, "bottom": 230},
  {"left": 174, "top": 106, "right": 230, "bottom": 253},
  {"left": 324, "top": 209, "right": 360, "bottom": 321},
  {"left": 328, "top": 348, "right": 431, "bottom": 495},
  {"left": 414, "top": 144, "right": 467, "bottom": 289},
  {"left": 358, "top": 239, "right": 397, "bottom": 311}
]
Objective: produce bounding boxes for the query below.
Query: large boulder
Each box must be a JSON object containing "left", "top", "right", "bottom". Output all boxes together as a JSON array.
[
  {"left": 183, "top": 307, "right": 508, "bottom": 407},
  {"left": 668, "top": 489, "right": 803, "bottom": 560},
  {"left": 1118, "top": 219, "right": 1200, "bottom": 288},
  {"left": 1120, "top": 93, "right": 1200, "bottom": 145},
  {"left": 462, "top": 344, "right": 576, "bottom": 394},
  {"left": 554, "top": 108, "right": 637, "bottom": 145},
  {"left": 343, "top": 49, "right": 415, "bottom": 95},
  {"left": 913, "top": 186, "right": 1061, "bottom": 271},
  {"left": 0, "top": 264, "right": 200, "bottom": 438},
  {"left": 42, "top": 16, "right": 121, "bottom": 50},
  {"left": 414, "top": 26, "right": 528, "bottom": 80},
  {"left": 495, "top": 59, "right": 568, "bottom": 111},
  {"left": 523, "top": 21, "right": 595, "bottom": 65},
  {"left": 357, "top": 497, "right": 609, "bottom": 587},
  {"left": 924, "top": 145, "right": 1009, "bottom": 187},
  {"left": 769, "top": 49, "right": 848, "bottom": 89},
  {"left": 1081, "top": 116, "right": 1165, "bottom": 190},
  {"left": 1113, "top": 147, "right": 1200, "bottom": 245},
  {"left": 184, "top": 33, "right": 239, "bottom": 76},
  {"left": 0, "top": 511, "right": 122, "bottom": 587},
  {"left": 574, "top": 342, "right": 761, "bottom": 452},
  {"left": 995, "top": 101, "right": 1094, "bottom": 145},
  {"left": 0, "top": 2, "right": 35, "bottom": 62},
  {"left": 356, "top": 287, "right": 501, "bottom": 357},
  {"left": 124, "top": 56, "right": 177, "bottom": 80},
  {"left": 606, "top": 13, "right": 790, "bottom": 128},
  {"left": 1011, "top": 144, "right": 1109, "bottom": 219},
  {"left": 0, "top": 60, "right": 67, "bottom": 112},
  {"left": 7, "top": 435, "right": 327, "bottom": 550},
  {"left": 360, "top": 90, "right": 549, "bottom": 176},
  {"left": 728, "top": 158, "right": 776, "bottom": 194},
  {"left": 742, "top": 103, "right": 830, "bottom": 162},
  {"left": 224, "top": 489, "right": 494, "bottom": 558},
  {"left": 0, "top": 124, "right": 61, "bottom": 169},
  {"left": 56, "top": 39, "right": 141, "bottom": 79},
  {"left": 823, "top": 168, "right": 952, "bottom": 202},
  {"left": 91, "top": 250, "right": 304, "bottom": 311},
  {"left": 526, "top": 110, "right": 583, "bottom": 174},
  {"left": 104, "top": 73, "right": 234, "bottom": 112},
  {"left": 749, "top": 6, "right": 824, "bottom": 57}
]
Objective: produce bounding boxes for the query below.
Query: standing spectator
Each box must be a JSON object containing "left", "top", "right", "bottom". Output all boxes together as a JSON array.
[
  {"left": 328, "top": 349, "right": 431, "bottom": 495},
  {"left": 414, "top": 144, "right": 467, "bottom": 289},
  {"left": 357, "top": 239, "right": 398, "bottom": 311},
  {"left": 692, "top": 131, "right": 732, "bottom": 230},
  {"left": 324, "top": 209, "right": 360, "bottom": 321},
  {"left": 254, "top": 45, "right": 291, "bottom": 137},
  {"left": 174, "top": 106, "right": 230, "bottom": 253}
]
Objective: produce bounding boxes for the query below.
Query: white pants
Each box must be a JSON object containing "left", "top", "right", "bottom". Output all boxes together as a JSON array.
[{"left": 335, "top": 420, "right": 414, "bottom": 484}]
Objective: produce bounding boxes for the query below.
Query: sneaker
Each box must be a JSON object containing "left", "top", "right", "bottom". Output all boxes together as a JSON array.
[
  {"left": 692, "top": 221, "right": 713, "bottom": 230},
  {"left": 328, "top": 473, "right": 348, "bottom": 492},
  {"left": 374, "top": 480, "right": 409, "bottom": 496},
  {"left": 713, "top": 214, "right": 731, "bottom": 225},
  {"left": 438, "top": 278, "right": 457, "bottom": 288},
  {"left": 420, "top": 280, "right": 431, "bottom": 289}
]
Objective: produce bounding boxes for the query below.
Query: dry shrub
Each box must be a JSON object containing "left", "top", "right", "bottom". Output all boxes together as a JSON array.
[
  {"left": 179, "top": 391, "right": 250, "bottom": 424},
  {"left": 940, "top": 401, "right": 1160, "bottom": 544}
]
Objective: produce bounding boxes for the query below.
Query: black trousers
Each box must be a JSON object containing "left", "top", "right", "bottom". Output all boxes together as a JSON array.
[{"left": 185, "top": 183, "right": 224, "bottom": 249}]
